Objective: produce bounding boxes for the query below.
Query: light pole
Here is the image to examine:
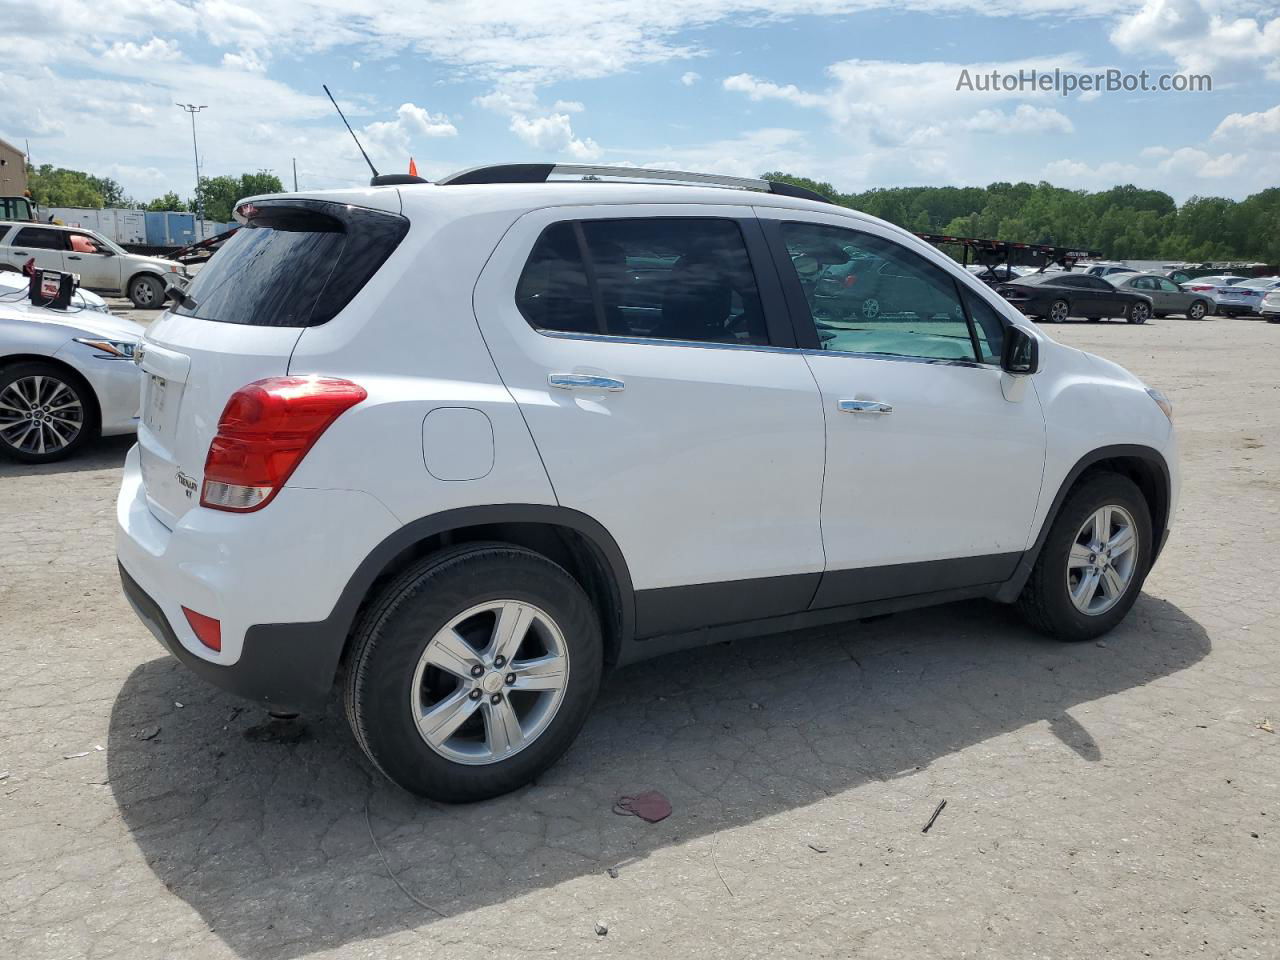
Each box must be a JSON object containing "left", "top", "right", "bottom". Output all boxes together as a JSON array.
[{"left": 175, "top": 103, "right": 207, "bottom": 221}]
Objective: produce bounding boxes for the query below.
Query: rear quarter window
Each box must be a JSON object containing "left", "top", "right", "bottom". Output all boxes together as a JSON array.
[{"left": 172, "top": 200, "right": 408, "bottom": 327}]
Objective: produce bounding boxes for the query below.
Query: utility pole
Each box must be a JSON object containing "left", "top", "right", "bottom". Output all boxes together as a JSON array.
[
  {"left": 292, "top": 157, "right": 298, "bottom": 192},
  {"left": 175, "top": 103, "right": 207, "bottom": 220}
]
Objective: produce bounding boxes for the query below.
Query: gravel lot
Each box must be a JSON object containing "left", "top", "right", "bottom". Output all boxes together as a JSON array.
[{"left": 1, "top": 308, "right": 1277, "bottom": 960}]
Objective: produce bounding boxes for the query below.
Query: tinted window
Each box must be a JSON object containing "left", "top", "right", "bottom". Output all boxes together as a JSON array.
[
  {"left": 517, "top": 218, "right": 768, "bottom": 345},
  {"left": 172, "top": 202, "right": 408, "bottom": 327},
  {"left": 12, "top": 227, "right": 63, "bottom": 250},
  {"left": 1157, "top": 279, "right": 1180, "bottom": 292},
  {"left": 1056, "top": 275, "right": 1088, "bottom": 288},
  {"left": 780, "top": 222, "right": 979, "bottom": 362},
  {"left": 1130, "top": 277, "right": 1156, "bottom": 290}
]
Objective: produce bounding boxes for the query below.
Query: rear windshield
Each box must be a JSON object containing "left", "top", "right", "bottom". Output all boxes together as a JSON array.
[{"left": 172, "top": 200, "right": 408, "bottom": 326}]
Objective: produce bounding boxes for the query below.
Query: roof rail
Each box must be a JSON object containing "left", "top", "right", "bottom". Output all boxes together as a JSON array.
[{"left": 436, "top": 163, "right": 833, "bottom": 203}]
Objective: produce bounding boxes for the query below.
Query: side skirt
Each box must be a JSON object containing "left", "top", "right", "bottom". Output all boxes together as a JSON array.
[{"left": 616, "top": 582, "right": 1003, "bottom": 667}]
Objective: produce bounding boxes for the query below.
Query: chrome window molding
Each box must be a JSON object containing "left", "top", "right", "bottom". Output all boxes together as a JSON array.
[{"left": 533, "top": 327, "right": 996, "bottom": 371}]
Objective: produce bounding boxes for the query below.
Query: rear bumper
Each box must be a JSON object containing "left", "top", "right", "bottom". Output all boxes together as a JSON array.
[
  {"left": 120, "top": 563, "right": 340, "bottom": 711},
  {"left": 115, "top": 444, "right": 402, "bottom": 709}
]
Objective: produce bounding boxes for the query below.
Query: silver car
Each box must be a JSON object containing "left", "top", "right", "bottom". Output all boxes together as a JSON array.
[{"left": 1109, "top": 272, "right": 1212, "bottom": 320}]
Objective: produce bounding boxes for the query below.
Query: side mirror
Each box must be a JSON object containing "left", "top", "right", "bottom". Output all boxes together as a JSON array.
[{"left": 1001, "top": 325, "right": 1039, "bottom": 374}]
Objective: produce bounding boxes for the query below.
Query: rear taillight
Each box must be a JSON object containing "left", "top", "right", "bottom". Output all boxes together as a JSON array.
[
  {"left": 200, "top": 376, "right": 367, "bottom": 513},
  {"left": 1188, "top": 284, "right": 1213, "bottom": 291}
]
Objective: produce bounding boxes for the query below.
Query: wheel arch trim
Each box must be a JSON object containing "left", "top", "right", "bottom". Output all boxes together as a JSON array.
[
  {"left": 244, "top": 504, "right": 637, "bottom": 707},
  {"left": 995, "top": 443, "right": 1172, "bottom": 602}
]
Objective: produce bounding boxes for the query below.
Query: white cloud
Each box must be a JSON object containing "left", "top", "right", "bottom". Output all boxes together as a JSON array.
[
  {"left": 553, "top": 100, "right": 585, "bottom": 113},
  {"left": 352, "top": 60, "right": 362, "bottom": 70},
  {"left": 1153, "top": 146, "right": 1247, "bottom": 177},
  {"left": 723, "top": 73, "right": 826, "bottom": 107},
  {"left": 103, "top": 36, "right": 181, "bottom": 62},
  {"left": 1043, "top": 158, "right": 1143, "bottom": 183},
  {"left": 365, "top": 102, "right": 458, "bottom": 143},
  {"left": 221, "top": 48, "right": 266, "bottom": 72},
  {"left": 681, "top": 71, "right": 702, "bottom": 86},
  {"left": 1110, "top": 0, "right": 1280, "bottom": 80},
  {"left": 1213, "top": 103, "right": 1280, "bottom": 139},
  {"left": 963, "top": 104, "right": 1074, "bottom": 133},
  {"left": 627, "top": 128, "right": 815, "bottom": 180},
  {"left": 509, "top": 113, "right": 601, "bottom": 160}
]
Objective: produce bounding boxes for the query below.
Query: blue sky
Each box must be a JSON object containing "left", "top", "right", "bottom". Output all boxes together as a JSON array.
[{"left": 1, "top": 0, "right": 1277, "bottom": 205}]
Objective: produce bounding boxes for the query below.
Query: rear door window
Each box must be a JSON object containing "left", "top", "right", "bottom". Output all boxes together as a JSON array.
[
  {"left": 11, "top": 227, "right": 64, "bottom": 250},
  {"left": 172, "top": 201, "right": 408, "bottom": 327},
  {"left": 516, "top": 218, "right": 770, "bottom": 345}
]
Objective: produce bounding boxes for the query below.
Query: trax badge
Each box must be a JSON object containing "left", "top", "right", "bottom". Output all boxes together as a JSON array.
[{"left": 176, "top": 471, "right": 197, "bottom": 497}]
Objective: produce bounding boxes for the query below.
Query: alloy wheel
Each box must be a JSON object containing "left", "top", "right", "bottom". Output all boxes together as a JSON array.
[
  {"left": 411, "top": 599, "right": 570, "bottom": 765},
  {"left": 1130, "top": 302, "right": 1150, "bottom": 324},
  {"left": 0, "top": 375, "right": 84, "bottom": 456},
  {"left": 1188, "top": 302, "right": 1206, "bottom": 320},
  {"left": 1066, "top": 504, "right": 1139, "bottom": 616},
  {"left": 861, "top": 298, "right": 880, "bottom": 320},
  {"left": 1050, "top": 300, "right": 1069, "bottom": 323}
]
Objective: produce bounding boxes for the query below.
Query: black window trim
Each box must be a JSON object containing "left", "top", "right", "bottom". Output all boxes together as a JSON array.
[
  {"left": 762, "top": 217, "right": 1007, "bottom": 370},
  {"left": 515, "top": 214, "right": 798, "bottom": 351}
]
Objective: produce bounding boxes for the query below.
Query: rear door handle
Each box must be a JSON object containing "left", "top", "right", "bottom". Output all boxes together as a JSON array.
[
  {"left": 549, "top": 374, "right": 625, "bottom": 392},
  {"left": 838, "top": 399, "right": 893, "bottom": 415},
  {"left": 67, "top": 255, "right": 82, "bottom": 260}
]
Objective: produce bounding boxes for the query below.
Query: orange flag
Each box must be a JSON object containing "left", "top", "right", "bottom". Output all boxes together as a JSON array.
[{"left": 409, "top": 157, "right": 419, "bottom": 176}]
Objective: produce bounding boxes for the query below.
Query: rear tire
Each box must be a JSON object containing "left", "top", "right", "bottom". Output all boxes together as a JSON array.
[
  {"left": 344, "top": 543, "right": 603, "bottom": 802},
  {"left": 1016, "top": 473, "right": 1152, "bottom": 642},
  {"left": 128, "top": 274, "right": 166, "bottom": 310},
  {"left": 1048, "top": 299, "right": 1069, "bottom": 323}
]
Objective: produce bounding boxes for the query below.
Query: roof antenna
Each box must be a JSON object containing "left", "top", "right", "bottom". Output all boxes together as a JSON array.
[{"left": 323, "top": 83, "right": 379, "bottom": 182}]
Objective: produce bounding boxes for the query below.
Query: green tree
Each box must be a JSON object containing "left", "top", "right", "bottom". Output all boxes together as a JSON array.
[
  {"left": 146, "top": 192, "right": 187, "bottom": 212},
  {"left": 763, "top": 170, "right": 1280, "bottom": 261},
  {"left": 196, "top": 170, "right": 284, "bottom": 221}
]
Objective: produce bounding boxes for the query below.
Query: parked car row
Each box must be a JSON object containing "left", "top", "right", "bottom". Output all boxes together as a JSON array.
[{"left": 989, "top": 264, "right": 1280, "bottom": 323}]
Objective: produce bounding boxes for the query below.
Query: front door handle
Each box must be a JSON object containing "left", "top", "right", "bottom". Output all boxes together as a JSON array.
[
  {"left": 838, "top": 399, "right": 893, "bottom": 415},
  {"left": 67, "top": 255, "right": 82, "bottom": 260},
  {"left": 549, "top": 373, "right": 625, "bottom": 392}
]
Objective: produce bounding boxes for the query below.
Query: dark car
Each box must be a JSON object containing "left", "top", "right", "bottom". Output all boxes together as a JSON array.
[{"left": 997, "top": 273, "right": 1155, "bottom": 324}]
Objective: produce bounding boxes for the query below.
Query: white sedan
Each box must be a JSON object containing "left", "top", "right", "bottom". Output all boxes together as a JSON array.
[
  {"left": 0, "top": 291, "right": 144, "bottom": 462},
  {"left": 1178, "top": 275, "right": 1268, "bottom": 316}
]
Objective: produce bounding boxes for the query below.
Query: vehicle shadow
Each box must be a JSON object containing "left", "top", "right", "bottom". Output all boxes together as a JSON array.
[
  {"left": 106, "top": 593, "right": 1208, "bottom": 960},
  {"left": 0, "top": 434, "right": 133, "bottom": 478}
]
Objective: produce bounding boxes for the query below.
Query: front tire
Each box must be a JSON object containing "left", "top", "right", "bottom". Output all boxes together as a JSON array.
[
  {"left": 1187, "top": 300, "right": 1207, "bottom": 320},
  {"left": 1016, "top": 473, "right": 1152, "bottom": 642},
  {"left": 345, "top": 543, "right": 603, "bottom": 802},
  {"left": 128, "top": 274, "right": 166, "bottom": 309},
  {"left": 0, "top": 361, "right": 94, "bottom": 462},
  {"left": 1048, "top": 299, "right": 1069, "bottom": 323}
]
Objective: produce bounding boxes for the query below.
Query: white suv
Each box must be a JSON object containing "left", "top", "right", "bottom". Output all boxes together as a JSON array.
[{"left": 116, "top": 165, "right": 1178, "bottom": 802}]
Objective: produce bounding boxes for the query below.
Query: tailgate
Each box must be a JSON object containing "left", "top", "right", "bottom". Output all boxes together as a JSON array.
[{"left": 137, "top": 314, "right": 301, "bottom": 526}]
